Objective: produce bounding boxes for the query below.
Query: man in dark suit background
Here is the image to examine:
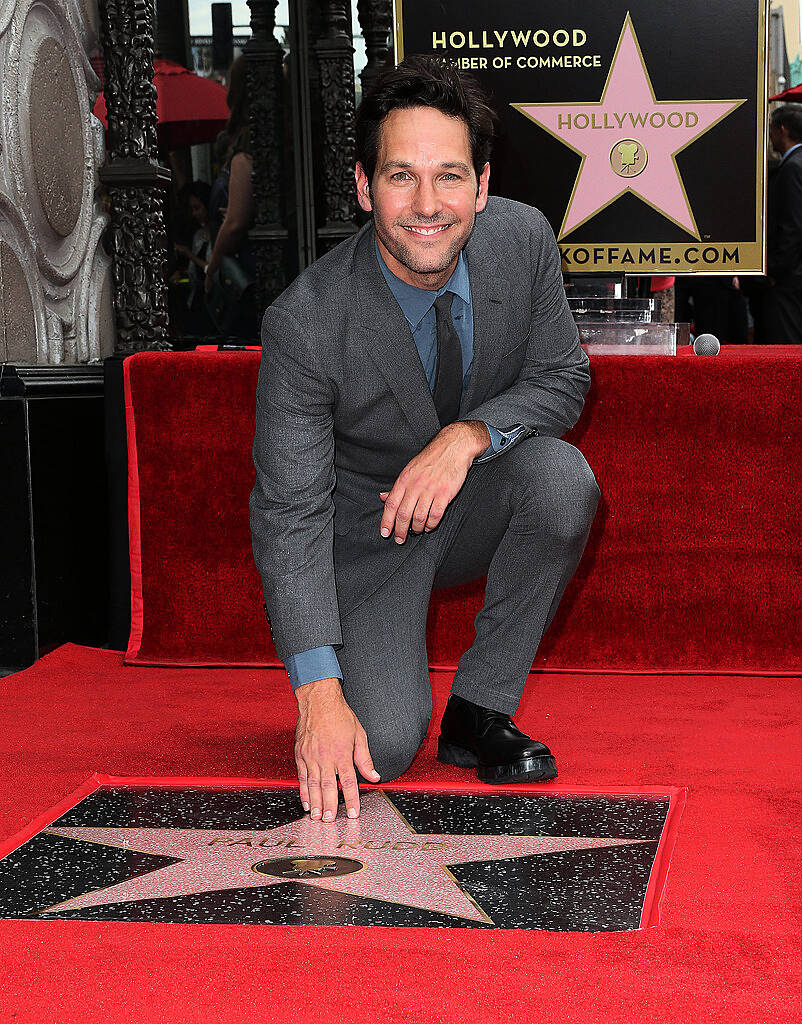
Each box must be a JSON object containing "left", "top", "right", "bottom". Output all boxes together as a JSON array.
[
  {"left": 250, "top": 57, "right": 599, "bottom": 823},
  {"left": 765, "top": 104, "right": 802, "bottom": 343}
]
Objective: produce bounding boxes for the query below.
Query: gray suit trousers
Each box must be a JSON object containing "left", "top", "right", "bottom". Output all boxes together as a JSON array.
[{"left": 336, "top": 436, "right": 600, "bottom": 783}]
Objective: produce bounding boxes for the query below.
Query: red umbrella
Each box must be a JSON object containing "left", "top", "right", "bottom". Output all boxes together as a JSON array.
[
  {"left": 93, "top": 58, "right": 230, "bottom": 149},
  {"left": 770, "top": 83, "right": 802, "bottom": 103}
]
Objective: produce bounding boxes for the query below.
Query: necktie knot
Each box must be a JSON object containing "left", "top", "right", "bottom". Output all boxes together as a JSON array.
[{"left": 434, "top": 291, "right": 455, "bottom": 316}]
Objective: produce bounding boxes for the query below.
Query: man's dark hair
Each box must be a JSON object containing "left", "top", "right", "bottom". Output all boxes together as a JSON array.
[
  {"left": 355, "top": 55, "right": 496, "bottom": 185},
  {"left": 771, "top": 104, "right": 802, "bottom": 143}
]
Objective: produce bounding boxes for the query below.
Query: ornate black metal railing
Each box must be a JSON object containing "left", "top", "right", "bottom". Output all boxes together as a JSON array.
[
  {"left": 313, "top": 0, "right": 358, "bottom": 254},
  {"left": 357, "top": 0, "right": 393, "bottom": 96},
  {"left": 245, "top": 0, "right": 289, "bottom": 310},
  {"left": 98, "top": 0, "right": 171, "bottom": 354}
]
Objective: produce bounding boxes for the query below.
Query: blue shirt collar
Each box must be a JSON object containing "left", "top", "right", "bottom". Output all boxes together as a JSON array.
[
  {"left": 376, "top": 240, "right": 471, "bottom": 330},
  {"left": 780, "top": 142, "right": 802, "bottom": 164}
]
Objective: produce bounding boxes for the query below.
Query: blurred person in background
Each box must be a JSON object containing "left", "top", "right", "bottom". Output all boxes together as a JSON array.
[
  {"left": 204, "top": 55, "right": 258, "bottom": 339},
  {"left": 175, "top": 181, "right": 216, "bottom": 338},
  {"left": 765, "top": 104, "right": 802, "bottom": 344},
  {"left": 208, "top": 130, "right": 232, "bottom": 246}
]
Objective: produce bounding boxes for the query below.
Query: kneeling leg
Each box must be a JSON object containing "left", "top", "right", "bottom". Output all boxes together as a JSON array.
[{"left": 337, "top": 554, "right": 435, "bottom": 784}]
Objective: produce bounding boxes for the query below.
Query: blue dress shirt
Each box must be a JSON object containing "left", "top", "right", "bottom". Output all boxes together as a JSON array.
[{"left": 284, "top": 245, "right": 526, "bottom": 692}]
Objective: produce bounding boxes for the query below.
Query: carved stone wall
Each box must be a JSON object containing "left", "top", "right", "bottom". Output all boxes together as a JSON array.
[{"left": 0, "top": 0, "right": 116, "bottom": 364}]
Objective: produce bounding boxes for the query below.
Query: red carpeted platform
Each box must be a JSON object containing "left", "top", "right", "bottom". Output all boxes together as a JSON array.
[
  {"left": 0, "top": 644, "right": 799, "bottom": 1022},
  {"left": 3, "top": 347, "right": 799, "bottom": 1019},
  {"left": 124, "top": 347, "right": 802, "bottom": 672}
]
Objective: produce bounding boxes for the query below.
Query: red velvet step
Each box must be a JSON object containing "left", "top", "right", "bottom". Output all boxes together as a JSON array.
[{"left": 123, "top": 347, "right": 802, "bottom": 672}]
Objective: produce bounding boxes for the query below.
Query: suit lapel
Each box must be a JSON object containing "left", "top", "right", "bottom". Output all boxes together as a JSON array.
[
  {"left": 355, "top": 229, "right": 442, "bottom": 446},
  {"left": 461, "top": 231, "right": 510, "bottom": 417}
]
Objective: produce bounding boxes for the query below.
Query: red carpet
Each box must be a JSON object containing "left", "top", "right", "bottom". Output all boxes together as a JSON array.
[
  {"left": 124, "top": 348, "right": 802, "bottom": 672},
  {"left": 1, "top": 644, "right": 798, "bottom": 1022}
]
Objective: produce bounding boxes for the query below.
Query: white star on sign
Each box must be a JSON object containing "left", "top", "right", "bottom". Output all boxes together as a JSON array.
[{"left": 40, "top": 792, "right": 644, "bottom": 924}]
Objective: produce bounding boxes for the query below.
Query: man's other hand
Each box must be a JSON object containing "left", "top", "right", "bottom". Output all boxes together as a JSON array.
[
  {"left": 379, "top": 421, "right": 490, "bottom": 543},
  {"left": 294, "top": 677, "right": 380, "bottom": 821}
]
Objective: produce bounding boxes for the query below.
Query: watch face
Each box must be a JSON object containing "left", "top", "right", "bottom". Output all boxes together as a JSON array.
[{"left": 0, "top": 781, "right": 683, "bottom": 931}]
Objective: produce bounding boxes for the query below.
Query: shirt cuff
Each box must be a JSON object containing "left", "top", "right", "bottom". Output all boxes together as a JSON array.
[
  {"left": 475, "top": 422, "right": 529, "bottom": 463},
  {"left": 285, "top": 646, "right": 343, "bottom": 692}
]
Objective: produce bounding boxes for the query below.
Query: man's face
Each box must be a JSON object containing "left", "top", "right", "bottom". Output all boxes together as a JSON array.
[{"left": 355, "top": 106, "right": 490, "bottom": 290}]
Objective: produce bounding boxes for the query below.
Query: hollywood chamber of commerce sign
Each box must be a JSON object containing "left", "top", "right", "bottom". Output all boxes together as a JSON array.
[{"left": 395, "top": 1, "right": 767, "bottom": 274}]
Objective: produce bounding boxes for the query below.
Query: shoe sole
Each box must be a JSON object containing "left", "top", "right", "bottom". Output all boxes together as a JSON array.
[{"left": 437, "top": 740, "right": 558, "bottom": 784}]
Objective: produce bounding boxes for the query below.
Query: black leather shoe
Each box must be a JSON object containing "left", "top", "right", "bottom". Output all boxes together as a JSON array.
[{"left": 437, "top": 694, "right": 558, "bottom": 783}]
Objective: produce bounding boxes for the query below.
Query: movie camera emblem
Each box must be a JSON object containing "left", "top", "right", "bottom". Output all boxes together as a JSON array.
[{"left": 610, "top": 139, "right": 647, "bottom": 177}]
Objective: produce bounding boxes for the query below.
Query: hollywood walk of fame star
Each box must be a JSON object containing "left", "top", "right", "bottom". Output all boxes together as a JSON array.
[
  {"left": 512, "top": 13, "right": 745, "bottom": 239},
  {"left": 40, "top": 791, "right": 644, "bottom": 924}
]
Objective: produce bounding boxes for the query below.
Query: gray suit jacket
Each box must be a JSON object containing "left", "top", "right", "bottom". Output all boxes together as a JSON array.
[{"left": 250, "top": 196, "right": 590, "bottom": 662}]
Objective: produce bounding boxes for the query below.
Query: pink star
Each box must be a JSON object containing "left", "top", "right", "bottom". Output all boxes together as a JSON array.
[
  {"left": 513, "top": 13, "right": 744, "bottom": 238},
  {"left": 41, "top": 792, "right": 644, "bottom": 924}
]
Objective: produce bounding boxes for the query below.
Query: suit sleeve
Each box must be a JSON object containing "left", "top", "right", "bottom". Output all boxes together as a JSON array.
[
  {"left": 249, "top": 305, "right": 342, "bottom": 662},
  {"left": 458, "top": 211, "right": 589, "bottom": 443},
  {"left": 768, "top": 158, "right": 802, "bottom": 281}
]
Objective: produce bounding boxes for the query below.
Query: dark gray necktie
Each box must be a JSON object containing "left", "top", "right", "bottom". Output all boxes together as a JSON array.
[{"left": 433, "top": 291, "right": 463, "bottom": 427}]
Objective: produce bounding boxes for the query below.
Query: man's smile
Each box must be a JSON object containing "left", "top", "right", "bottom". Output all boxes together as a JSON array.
[{"left": 401, "top": 224, "right": 452, "bottom": 237}]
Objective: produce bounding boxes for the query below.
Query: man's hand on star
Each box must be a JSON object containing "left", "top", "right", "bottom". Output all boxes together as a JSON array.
[
  {"left": 379, "top": 421, "right": 490, "bottom": 543},
  {"left": 294, "top": 678, "right": 380, "bottom": 822}
]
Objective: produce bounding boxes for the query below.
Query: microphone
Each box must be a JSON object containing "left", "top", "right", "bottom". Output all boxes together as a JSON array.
[{"left": 693, "top": 333, "right": 721, "bottom": 355}]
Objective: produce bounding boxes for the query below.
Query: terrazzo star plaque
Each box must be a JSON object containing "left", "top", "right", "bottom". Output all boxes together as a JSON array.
[{"left": 0, "top": 778, "right": 684, "bottom": 930}]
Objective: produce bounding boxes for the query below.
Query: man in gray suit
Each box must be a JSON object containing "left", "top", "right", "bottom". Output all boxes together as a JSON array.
[{"left": 250, "top": 57, "right": 599, "bottom": 823}]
